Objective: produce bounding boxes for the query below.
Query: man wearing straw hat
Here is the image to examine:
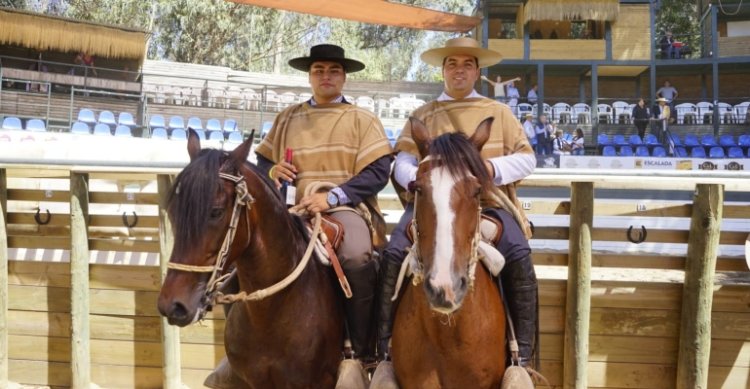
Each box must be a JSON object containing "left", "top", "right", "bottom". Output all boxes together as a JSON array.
[
  {"left": 377, "top": 37, "right": 539, "bottom": 368},
  {"left": 205, "top": 44, "right": 392, "bottom": 388}
]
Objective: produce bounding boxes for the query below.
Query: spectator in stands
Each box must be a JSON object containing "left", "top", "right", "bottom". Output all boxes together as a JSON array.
[
  {"left": 378, "top": 36, "right": 538, "bottom": 373},
  {"left": 660, "top": 30, "right": 681, "bottom": 59},
  {"left": 26, "top": 61, "right": 49, "bottom": 93},
  {"left": 632, "top": 98, "right": 650, "bottom": 140},
  {"left": 481, "top": 75, "right": 521, "bottom": 103},
  {"left": 205, "top": 43, "right": 392, "bottom": 388},
  {"left": 523, "top": 112, "right": 536, "bottom": 144},
  {"left": 656, "top": 97, "right": 671, "bottom": 136},
  {"left": 506, "top": 80, "right": 520, "bottom": 113},
  {"left": 535, "top": 113, "right": 553, "bottom": 155},
  {"left": 72, "top": 51, "right": 97, "bottom": 77},
  {"left": 552, "top": 129, "right": 570, "bottom": 155},
  {"left": 527, "top": 84, "right": 538, "bottom": 104},
  {"left": 571, "top": 128, "right": 585, "bottom": 155}
]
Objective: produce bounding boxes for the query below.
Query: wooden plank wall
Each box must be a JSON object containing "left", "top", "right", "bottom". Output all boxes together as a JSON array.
[
  {"left": 1, "top": 167, "right": 749, "bottom": 388},
  {"left": 611, "top": 4, "right": 651, "bottom": 61},
  {"left": 530, "top": 40, "right": 606, "bottom": 61}
]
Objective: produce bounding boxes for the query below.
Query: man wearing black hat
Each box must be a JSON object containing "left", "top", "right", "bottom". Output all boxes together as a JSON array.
[{"left": 204, "top": 44, "right": 392, "bottom": 388}]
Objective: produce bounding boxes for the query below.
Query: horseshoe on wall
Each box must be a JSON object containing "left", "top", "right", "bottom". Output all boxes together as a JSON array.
[
  {"left": 34, "top": 208, "right": 51, "bottom": 225},
  {"left": 626, "top": 225, "right": 647, "bottom": 244},
  {"left": 122, "top": 211, "right": 138, "bottom": 228}
]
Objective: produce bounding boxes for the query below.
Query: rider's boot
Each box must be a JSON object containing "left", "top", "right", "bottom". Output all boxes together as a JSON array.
[
  {"left": 499, "top": 256, "right": 538, "bottom": 368},
  {"left": 344, "top": 259, "right": 379, "bottom": 360},
  {"left": 375, "top": 252, "right": 402, "bottom": 360}
]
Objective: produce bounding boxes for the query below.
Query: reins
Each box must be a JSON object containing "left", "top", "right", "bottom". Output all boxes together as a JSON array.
[{"left": 166, "top": 171, "right": 324, "bottom": 305}]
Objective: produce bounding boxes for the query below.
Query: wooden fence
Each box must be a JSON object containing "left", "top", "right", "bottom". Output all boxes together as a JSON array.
[{"left": 0, "top": 164, "right": 748, "bottom": 388}]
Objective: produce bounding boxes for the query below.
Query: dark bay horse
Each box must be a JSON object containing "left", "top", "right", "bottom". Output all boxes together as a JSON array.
[
  {"left": 157, "top": 131, "right": 344, "bottom": 388},
  {"left": 391, "top": 118, "right": 506, "bottom": 388}
]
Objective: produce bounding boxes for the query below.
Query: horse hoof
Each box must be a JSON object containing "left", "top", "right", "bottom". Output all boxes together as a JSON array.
[
  {"left": 335, "top": 359, "right": 370, "bottom": 389},
  {"left": 370, "top": 361, "right": 399, "bottom": 389},
  {"left": 501, "top": 365, "right": 534, "bottom": 389}
]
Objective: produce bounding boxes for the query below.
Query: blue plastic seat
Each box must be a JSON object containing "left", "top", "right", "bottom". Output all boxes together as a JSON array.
[
  {"left": 77, "top": 109, "right": 97, "bottom": 125},
  {"left": 635, "top": 146, "right": 650, "bottom": 157},
  {"left": 227, "top": 132, "right": 243, "bottom": 143},
  {"left": 98, "top": 110, "right": 117, "bottom": 126},
  {"left": 206, "top": 118, "right": 222, "bottom": 132},
  {"left": 2, "top": 116, "right": 23, "bottom": 130},
  {"left": 114, "top": 125, "right": 132, "bottom": 137},
  {"left": 602, "top": 145, "right": 616, "bottom": 156},
  {"left": 644, "top": 134, "right": 660, "bottom": 146},
  {"left": 187, "top": 116, "right": 203, "bottom": 131},
  {"left": 70, "top": 121, "right": 90, "bottom": 135},
  {"left": 691, "top": 146, "right": 707, "bottom": 158},
  {"left": 597, "top": 134, "right": 611, "bottom": 146},
  {"left": 700, "top": 134, "right": 718, "bottom": 147},
  {"left": 613, "top": 134, "right": 628, "bottom": 147},
  {"left": 738, "top": 134, "right": 750, "bottom": 148},
  {"left": 168, "top": 116, "right": 185, "bottom": 130},
  {"left": 683, "top": 134, "right": 700, "bottom": 147},
  {"left": 669, "top": 133, "right": 682, "bottom": 146},
  {"left": 26, "top": 119, "right": 46, "bottom": 132},
  {"left": 652, "top": 146, "right": 667, "bottom": 157},
  {"left": 170, "top": 129, "right": 187, "bottom": 140},
  {"left": 118, "top": 112, "right": 137, "bottom": 127},
  {"left": 727, "top": 147, "right": 744, "bottom": 158},
  {"left": 224, "top": 119, "right": 239, "bottom": 132},
  {"left": 93, "top": 123, "right": 111, "bottom": 136},
  {"left": 208, "top": 131, "right": 224, "bottom": 141},
  {"left": 718, "top": 134, "right": 736, "bottom": 147},
  {"left": 629, "top": 134, "right": 643, "bottom": 146},
  {"left": 675, "top": 147, "right": 688, "bottom": 157},
  {"left": 708, "top": 146, "right": 725, "bottom": 158},
  {"left": 151, "top": 128, "right": 168, "bottom": 139},
  {"left": 619, "top": 146, "right": 634, "bottom": 156},
  {"left": 149, "top": 115, "right": 166, "bottom": 129}
]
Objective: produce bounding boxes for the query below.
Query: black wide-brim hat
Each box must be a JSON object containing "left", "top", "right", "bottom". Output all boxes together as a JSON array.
[{"left": 288, "top": 44, "right": 365, "bottom": 73}]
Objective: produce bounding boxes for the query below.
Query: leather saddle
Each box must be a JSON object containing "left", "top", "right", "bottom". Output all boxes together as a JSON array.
[{"left": 320, "top": 214, "right": 345, "bottom": 250}]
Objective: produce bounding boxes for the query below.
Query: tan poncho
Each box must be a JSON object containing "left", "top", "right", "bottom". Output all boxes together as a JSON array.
[
  {"left": 394, "top": 97, "right": 534, "bottom": 236},
  {"left": 256, "top": 102, "right": 392, "bottom": 211}
]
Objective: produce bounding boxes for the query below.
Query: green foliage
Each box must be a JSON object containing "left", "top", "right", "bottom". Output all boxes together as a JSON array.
[{"left": 655, "top": 0, "right": 701, "bottom": 56}]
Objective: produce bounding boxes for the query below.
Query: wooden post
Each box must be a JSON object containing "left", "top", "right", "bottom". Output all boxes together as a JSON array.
[
  {"left": 0, "top": 168, "right": 9, "bottom": 387},
  {"left": 158, "top": 174, "right": 182, "bottom": 389},
  {"left": 70, "top": 172, "right": 91, "bottom": 388},
  {"left": 676, "top": 183, "right": 723, "bottom": 389},
  {"left": 563, "top": 182, "right": 593, "bottom": 389}
]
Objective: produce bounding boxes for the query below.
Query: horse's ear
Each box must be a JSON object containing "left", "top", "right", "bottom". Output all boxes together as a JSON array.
[
  {"left": 409, "top": 117, "right": 431, "bottom": 158},
  {"left": 469, "top": 117, "right": 494, "bottom": 151},
  {"left": 187, "top": 128, "right": 201, "bottom": 161},
  {"left": 228, "top": 130, "right": 254, "bottom": 167}
]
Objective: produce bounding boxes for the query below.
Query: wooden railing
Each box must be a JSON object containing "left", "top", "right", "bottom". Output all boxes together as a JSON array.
[{"left": 1, "top": 164, "right": 749, "bottom": 388}]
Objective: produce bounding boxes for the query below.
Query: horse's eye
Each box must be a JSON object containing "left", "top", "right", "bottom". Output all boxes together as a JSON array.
[{"left": 210, "top": 207, "right": 225, "bottom": 219}]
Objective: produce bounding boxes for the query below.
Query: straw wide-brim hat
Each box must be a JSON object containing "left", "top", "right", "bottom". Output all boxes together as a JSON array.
[
  {"left": 421, "top": 37, "right": 502, "bottom": 68},
  {"left": 656, "top": 97, "right": 669, "bottom": 103},
  {"left": 525, "top": 113, "right": 534, "bottom": 118},
  {"left": 288, "top": 44, "right": 365, "bottom": 73}
]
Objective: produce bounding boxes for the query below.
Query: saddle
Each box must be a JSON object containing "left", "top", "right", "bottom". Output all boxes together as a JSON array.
[
  {"left": 320, "top": 214, "right": 345, "bottom": 251},
  {"left": 307, "top": 214, "right": 352, "bottom": 298}
]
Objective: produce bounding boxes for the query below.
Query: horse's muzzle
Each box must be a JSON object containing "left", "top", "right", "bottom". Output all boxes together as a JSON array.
[
  {"left": 157, "top": 292, "right": 210, "bottom": 327},
  {"left": 424, "top": 275, "right": 468, "bottom": 314}
]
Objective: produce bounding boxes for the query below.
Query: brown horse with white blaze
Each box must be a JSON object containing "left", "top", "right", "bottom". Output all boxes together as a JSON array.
[
  {"left": 391, "top": 118, "right": 506, "bottom": 388},
  {"left": 157, "top": 130, "right": 344, "bottom": 388}
]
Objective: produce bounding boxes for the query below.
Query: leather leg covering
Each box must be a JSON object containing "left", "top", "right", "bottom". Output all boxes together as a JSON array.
[
  {"left": 500, "top": 256, "right": 539, "bottom": 368},
  {"left": 344, "top": 259, "right": 379, "bottom": 360},
  {"left": 376, "top": 253, "right": 403, "bottom": 360}
]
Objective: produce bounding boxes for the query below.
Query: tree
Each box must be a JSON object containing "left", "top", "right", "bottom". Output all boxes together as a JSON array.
[{"left": 655, "top": 0, "right": 701, "bottom": 57}]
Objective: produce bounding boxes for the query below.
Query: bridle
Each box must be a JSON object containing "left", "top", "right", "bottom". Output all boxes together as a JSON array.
[
  {"left": 166, "top": 170, "right": 324, "bottom": 305},
  {"left": 409, "top": 156, "right": 482, "bottom": 290}
]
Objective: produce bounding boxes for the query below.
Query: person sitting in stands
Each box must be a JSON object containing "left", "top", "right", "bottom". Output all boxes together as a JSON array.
[
  {"left": 660, "top": 30, "right": 681, "bottom": 59},
  {"left": 570, "top": 128, "right": 585, "bottom": 155},
  {"left": 72, "top": 51, "right": 97, "bottom": 77},
  {"left": 552, "top": 129, "right": 570, "bottom": 155}
]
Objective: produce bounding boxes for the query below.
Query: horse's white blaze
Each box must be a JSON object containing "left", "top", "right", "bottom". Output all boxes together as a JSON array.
[{"left": 430, "top": 167, "right": 457, "bottom": 295}]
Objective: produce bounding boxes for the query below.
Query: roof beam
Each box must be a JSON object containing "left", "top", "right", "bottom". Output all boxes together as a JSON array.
[{"left": 228, "top": 0, "right": 481, "bottom": 32}]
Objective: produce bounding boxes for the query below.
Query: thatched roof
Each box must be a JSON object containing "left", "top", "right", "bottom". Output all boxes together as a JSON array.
[
  {"left": 229, "top": 0, "right": 481, "bottom": 33},
  {"left": 523, "top": 0, "right": 620, "bottom": 23},
  {"left": 0, "top": 7, "right": 147, "bottom": 60}
]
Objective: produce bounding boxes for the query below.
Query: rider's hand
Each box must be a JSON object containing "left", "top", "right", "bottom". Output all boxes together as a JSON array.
[
  {"left": 270, "top": 161, "right": 297, "bottom": 189},
  {"left": 299, "top": 192, "right": 330, "bottom": 214}
]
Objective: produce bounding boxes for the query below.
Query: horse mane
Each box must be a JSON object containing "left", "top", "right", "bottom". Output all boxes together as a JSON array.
[
  {"left": 168, "top": 148, "right": 306, "bottom": 254},
  {"left": 429, "top": 131, "right": 493, "bottom": 192}
]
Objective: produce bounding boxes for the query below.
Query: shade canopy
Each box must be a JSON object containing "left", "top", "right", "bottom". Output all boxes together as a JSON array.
[
  {"left": 228, "top": 0, "right": 481, "bottom": 33},
  {"left": 523, "top": 0, "right": 620, "bottom": 23},
  {"left": 0, "top": 7, "right": 147, "bottom": 60}
]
